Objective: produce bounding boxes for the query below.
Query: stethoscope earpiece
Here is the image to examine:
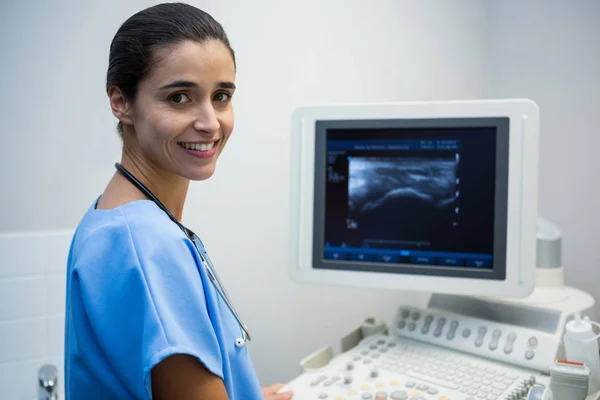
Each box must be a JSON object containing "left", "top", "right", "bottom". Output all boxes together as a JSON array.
[{"left": 235, "top": 338, "right": 245, "bottom": 348}]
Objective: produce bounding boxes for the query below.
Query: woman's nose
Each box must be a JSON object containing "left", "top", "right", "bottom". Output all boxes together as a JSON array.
[{"left": 193, "top": 103, "right": 220, "bottom": 134}]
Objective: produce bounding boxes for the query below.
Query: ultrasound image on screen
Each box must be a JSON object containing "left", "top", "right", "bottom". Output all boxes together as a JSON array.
[
  {"left": 348, "top": 157, "right": 457, "bottom": 214},
  {"left": 347, "top": 156, "right": 459, "bottom": 247}
]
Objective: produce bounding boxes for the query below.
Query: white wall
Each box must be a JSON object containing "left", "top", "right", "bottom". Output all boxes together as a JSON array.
[
  {"left": 483, "top": 0, "right": 600, "bottom": 310},
  {"left": 1, "top": 0, "right": 496, "bottom": 396},
  {"left": 0, "top": 0, "right": 150, "bottom": 233},
  {"left": 0, "top": 232, "right": 71, "bottom": 400}
]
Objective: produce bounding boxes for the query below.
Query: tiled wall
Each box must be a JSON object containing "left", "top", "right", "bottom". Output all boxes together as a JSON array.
[{"left": 0, "top": 230, "right": 73, "bottom": 400}]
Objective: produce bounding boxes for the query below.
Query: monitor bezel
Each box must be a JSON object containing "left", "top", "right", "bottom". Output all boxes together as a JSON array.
[
  {"left": 313, "top": 117, "right": 509, "bottom": 280},
  {"left": 288, "top": 99, "right": 539, "bottom": 298}
]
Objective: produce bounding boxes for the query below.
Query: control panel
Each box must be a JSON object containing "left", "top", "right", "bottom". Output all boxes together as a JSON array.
[
  {"left": 280, "top": 333, "right": 539, "bottom": 400},
  {"left": 393, "top": 306, "right": 560, "bottom": 373}
]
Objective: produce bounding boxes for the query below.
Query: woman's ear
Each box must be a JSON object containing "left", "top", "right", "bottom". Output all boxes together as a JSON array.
[{"left": 108, "top": 86, "right": 134, "bottom": 127}]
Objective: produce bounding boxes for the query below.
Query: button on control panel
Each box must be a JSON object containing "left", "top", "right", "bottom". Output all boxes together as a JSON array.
[{"left": 393, "top": 306, "right": 560, "bottom": 371}]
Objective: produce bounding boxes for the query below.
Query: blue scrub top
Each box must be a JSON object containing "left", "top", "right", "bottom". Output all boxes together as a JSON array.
[{"left": 64, "top": 198, "right": 263, "bottom": 399}]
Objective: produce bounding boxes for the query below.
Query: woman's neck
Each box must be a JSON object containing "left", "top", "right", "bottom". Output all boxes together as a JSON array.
[{"left": 98, "top": 148, "right": 189, "bottom": 221}]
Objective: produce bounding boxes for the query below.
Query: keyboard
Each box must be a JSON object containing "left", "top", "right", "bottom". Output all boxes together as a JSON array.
[{"left": 281, "top": 333, "right": 539, "bottom": 400}]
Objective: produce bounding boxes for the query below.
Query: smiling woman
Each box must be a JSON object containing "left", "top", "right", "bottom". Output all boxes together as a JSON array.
[
  {"left": 110, "top": 38, "right": 236, "bottom": 183},
  {"left": 63, "top": 3, "right": 293, "bottom": 400}
]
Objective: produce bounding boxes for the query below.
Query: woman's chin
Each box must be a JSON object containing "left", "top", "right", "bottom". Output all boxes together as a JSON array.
[{"left": 185, "top": 164, "right": 217, "bottom": 181}]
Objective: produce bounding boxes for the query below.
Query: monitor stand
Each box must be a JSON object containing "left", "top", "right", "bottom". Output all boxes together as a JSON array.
[
  {"left": 482, "top": 265, "right": 595, "bottom": 317},
  {"left": 476, "top": 216, "right": 595, "bottom": 329}
]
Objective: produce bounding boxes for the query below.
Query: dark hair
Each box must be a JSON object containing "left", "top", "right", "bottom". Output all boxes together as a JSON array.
[{"left": 106, "top": 2, "right": 235, "bottom": 134}]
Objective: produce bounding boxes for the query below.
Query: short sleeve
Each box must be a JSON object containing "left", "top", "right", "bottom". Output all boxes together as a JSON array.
[{"left": 72, "top": 211, "right": 223, "bottom": 399}]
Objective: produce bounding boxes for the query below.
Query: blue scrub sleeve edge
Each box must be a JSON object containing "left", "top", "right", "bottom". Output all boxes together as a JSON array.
[{"left": 143, "top": 345, "right": 225, "bottom": 400}]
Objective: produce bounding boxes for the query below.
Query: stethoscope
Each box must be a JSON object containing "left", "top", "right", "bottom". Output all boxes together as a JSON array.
[{"left": 115, "top": 162, "right": 252, "bottom": 348}]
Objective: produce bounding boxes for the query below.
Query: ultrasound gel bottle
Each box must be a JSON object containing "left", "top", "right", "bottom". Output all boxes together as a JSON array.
[{"left": 563, "top": 312, "right": 600, "bottom": 394}]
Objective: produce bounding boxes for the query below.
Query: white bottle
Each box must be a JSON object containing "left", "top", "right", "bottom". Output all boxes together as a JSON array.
[{"left": 563, "top": 312, "right": 600, "bottom": 394}]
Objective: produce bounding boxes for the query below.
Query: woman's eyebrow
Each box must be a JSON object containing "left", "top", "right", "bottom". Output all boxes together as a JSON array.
[
  {"left": 217, "top": 81, "right": 236, "bottom": 90},
  {"left": 158, "top": 80, "right": 198, "bottom": 90},
  {"left": 158, "top": 80, "right": 236, "bottom": 90}
]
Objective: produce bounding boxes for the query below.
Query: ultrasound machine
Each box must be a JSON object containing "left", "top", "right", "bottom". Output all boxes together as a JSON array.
[{"left": 282, "top": 99, "right": 598, "bottom": 400}]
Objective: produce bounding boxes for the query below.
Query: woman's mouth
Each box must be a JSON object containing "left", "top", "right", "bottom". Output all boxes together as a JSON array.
[{"left": 178, "top": 140, "right": 219, "bottom": 158}]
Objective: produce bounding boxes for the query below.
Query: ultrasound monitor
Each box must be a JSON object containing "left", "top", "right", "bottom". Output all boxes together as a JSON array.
[{"left": 288, "top": 99, "right": 540, "bottom": 298}]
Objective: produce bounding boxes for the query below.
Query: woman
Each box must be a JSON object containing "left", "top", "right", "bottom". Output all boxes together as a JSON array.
[{"left": 64, "top": 3, "right": 293, "bottom": 399}]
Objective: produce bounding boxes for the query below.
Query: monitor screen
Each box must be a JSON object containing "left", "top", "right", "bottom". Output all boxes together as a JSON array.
[{"left": 312, "top": 117, "right": 510, "bottom": 280}]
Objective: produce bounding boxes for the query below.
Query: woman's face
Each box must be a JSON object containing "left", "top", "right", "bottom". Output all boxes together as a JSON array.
[{"left": 127, "top": 39, "right": 236, "bottom": 181}]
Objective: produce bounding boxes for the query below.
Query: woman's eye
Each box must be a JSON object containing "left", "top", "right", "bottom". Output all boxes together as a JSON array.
[
  {"left": 213, "top": 92, "right": 232, "bottom": 103},
  {"left": 170, "top": 93, "right": 190, "bottom": 104}
]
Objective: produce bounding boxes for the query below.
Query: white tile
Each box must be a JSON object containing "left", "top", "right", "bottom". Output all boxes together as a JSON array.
[
  {"left": 0, "top": 230, "right": 73, "bottom": 278},
  {"left": 45, "top": 316, "right": 65, "bottom": 359},
  {"left": 0, "top": 319, "right": 45, "bottom": 363},
  {"left": 0, "top": 277, "right": 46, "bottom": 322},
  {"left": 0, "top": 359, "right": 40, "bottom": 400},
  {"left": 0, "top": 358, "right": 63, "bottom": 400},
  {"left": 45, "top": 274, "right": 66, "bottom": 316}
]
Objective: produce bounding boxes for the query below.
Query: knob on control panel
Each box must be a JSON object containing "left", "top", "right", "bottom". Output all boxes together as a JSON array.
[
  {"left": 433, "top": 317, "right": 446, "bottom": 338},
  {"left": 504, "top": 332, "right": 517, "bottom": 355},
  {"left": 422, "top": 315, "right": 434, "bottom": 334},
  {"left": 489, "top": 329, "right": 502, "bottom": 351},
  {"left": 446, "top": 320, "right": 459, "bottom": 340},
  {"left": 528, "top": 336, "right": 539, "bottom": 348},
  {"left": 475, "top": 326, "right": 487, "bottom": 347}
]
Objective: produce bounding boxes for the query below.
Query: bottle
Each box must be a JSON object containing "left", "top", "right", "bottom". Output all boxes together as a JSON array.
[{"left": 563, "top": 312, "right": 600, "bottom": 394}]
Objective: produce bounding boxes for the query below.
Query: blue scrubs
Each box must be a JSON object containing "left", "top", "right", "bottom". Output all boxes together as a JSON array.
[{"left": 64, "top": 198, "right": 263, "bottom": 399}]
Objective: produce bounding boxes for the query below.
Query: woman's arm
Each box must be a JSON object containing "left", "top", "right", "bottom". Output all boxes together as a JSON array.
[{"left": 152, "top": 354, "right": 229, "bottom": 400}]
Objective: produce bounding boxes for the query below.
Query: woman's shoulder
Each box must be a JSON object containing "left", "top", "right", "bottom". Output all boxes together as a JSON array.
[
  {"left": 70, "top": 197, "right": 191, "bottom": 267},
  {"left": 82, "top": 196, "right": 180, "bottom": 232}
]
